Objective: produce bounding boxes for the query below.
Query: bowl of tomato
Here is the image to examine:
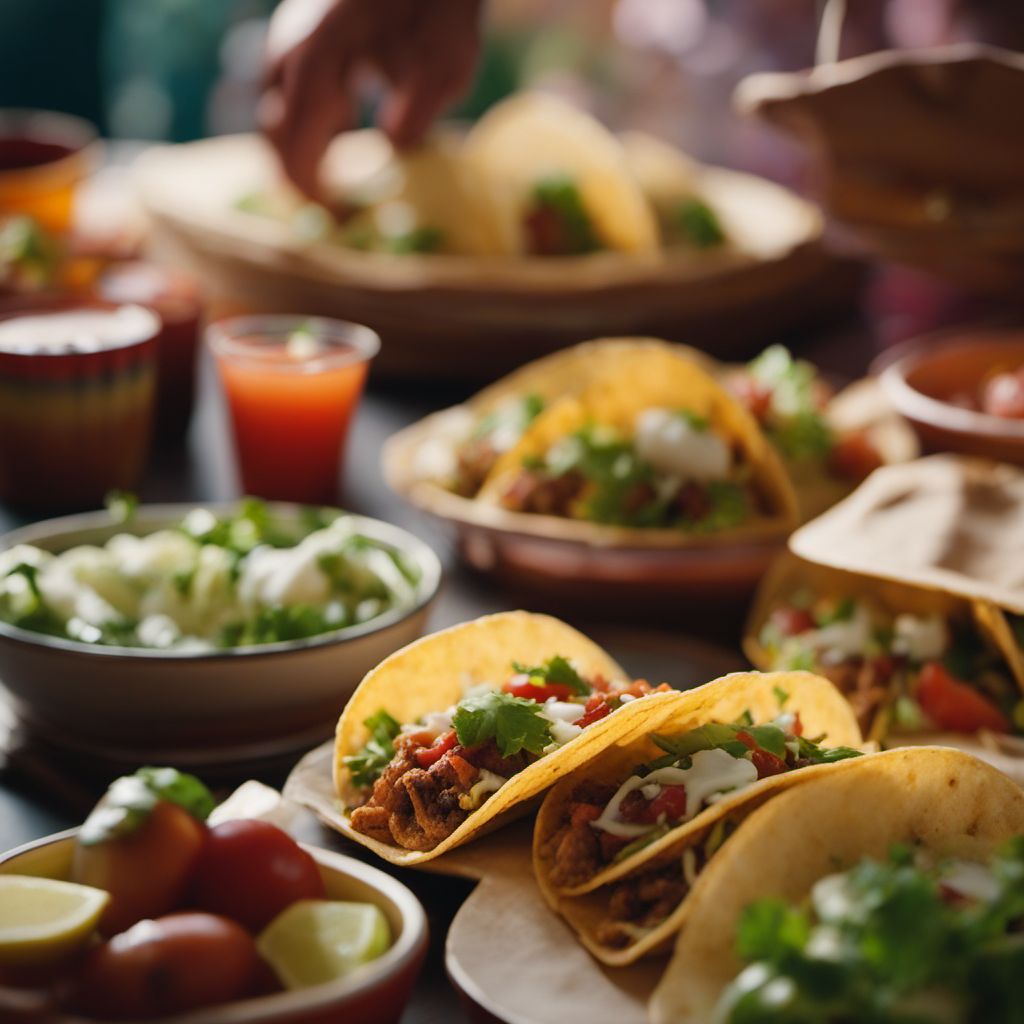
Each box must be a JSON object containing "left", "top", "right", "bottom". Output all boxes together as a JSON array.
[
  {"left": 877, "top": 327, "right": 1024, "bottom": 465},
  {"left": 0, "top": 767, "right": 428, "bottom": 1023}
]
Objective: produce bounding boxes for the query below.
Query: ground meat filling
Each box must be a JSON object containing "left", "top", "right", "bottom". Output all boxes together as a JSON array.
[
  {"left": 819, "top": 656, "right": 898, "bottom": 736},
  {"left": 595, "top": 862, "right": 687, "bottom": 950},
  {"left": 349, "top": 733, "right": 528, "bottom": 852},
  {"left": 453, "top": 437, "right": 499, "bottom": 497}
]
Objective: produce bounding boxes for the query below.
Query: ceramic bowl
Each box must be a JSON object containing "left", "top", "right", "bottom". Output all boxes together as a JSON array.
[
  {"left": 877, "top": 328, "right": 1024, "bottom": 464},
  {"left": 0, "top": 830, "right": 429, "bottom": 1024},
  {"left": 0, "top": 504, "right": 441, "bottom": 765}
]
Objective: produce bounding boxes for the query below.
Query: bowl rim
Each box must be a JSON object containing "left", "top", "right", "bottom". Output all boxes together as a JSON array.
[
  {"left": 0, "top": 502, "right": 442, "bottom": 661},
  {"left": 0, "top": 827, "right": 430, "bottom": 1024},
  {"left": 876, "top": 327, "right": 1024, "bottom": 442}
]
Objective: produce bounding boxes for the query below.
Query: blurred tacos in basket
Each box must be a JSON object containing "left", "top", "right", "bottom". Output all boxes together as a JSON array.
[
  {"left": 474, "top": 344, "right": 799, "bottom": 543},
  {"left": 532, "top": 671, "right": 863, "bottom": 964},
  {"left": 746, "top": 554, "right": 1024, "bottom": 747},
  {"left": 333, "top": 611, "right": 676, "bottom": 866},
  {"left": 649, "top": 745, "right": 1024, "bottom": 1024}
]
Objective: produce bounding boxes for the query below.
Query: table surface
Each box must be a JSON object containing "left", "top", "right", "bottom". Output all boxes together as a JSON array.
[{"left": 0, "top": 319, "right": 874, "bottom": 1023}]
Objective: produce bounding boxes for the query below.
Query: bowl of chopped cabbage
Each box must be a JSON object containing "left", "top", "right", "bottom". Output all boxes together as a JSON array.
[{"left": 0, "top": 500, "right": 441, "bottom": 765}]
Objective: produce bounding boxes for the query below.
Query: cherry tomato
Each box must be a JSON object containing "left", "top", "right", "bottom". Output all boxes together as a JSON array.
[
  {"left": 503, "top": 675, "right": 574, "bottom": 703},
  {"left": 770, "top": 606, "right": 816, "bottom": 637},
  {"left": 577, "top": 695, "right": 611, "bottom": 729},
  {"left": 414, "top": 731, "right": 457, "bottom": 768},
  {"left": 982, "top": 370, "right": 1024, "bottom": 419},
  {"left": 190, "top": 820, "right": 325, "bottom": 932},
  {"left": 916, "top": 662, "right": 1010, "bottom": 734},
  {"left": 736, "top": 731, "right": 788, "bottom": 779},
  {"left": 730, "top": 374, "right": 774, "bottom": 422},
  {"left": 829, "top": 431, "right": 883, "bottom": 482},
  {"left": 68, "top": 913, "right": 260, "bottom": 1020},
  {"left": 73, "top": 800, "right": 207, "bottom": 937}
]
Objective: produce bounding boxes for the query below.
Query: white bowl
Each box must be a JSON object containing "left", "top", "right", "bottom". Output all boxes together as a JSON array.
[{"left": 0, "top": 504, "right": 441, "bottom": 765}]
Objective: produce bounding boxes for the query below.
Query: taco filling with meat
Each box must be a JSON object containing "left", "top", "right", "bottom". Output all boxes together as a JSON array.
[
  {"left": 523, "top": 176, "right": 603, "bottom": 256},
  {"left": 498, "top": 411, "right": 757, "bottom": 531},
  {"left": 547, "top": 712, "right": 861, "bottom": 895},
  {"left": 715, "top": 840, "right": 1024, "bottom": 1023},
  {"left": 727, "top": 346, "right": 882, "bottom": 485},
  {"left": 345, "top": 657, "right": 669, "bottom": 852},
  {"left": 759, "top": 594, "right": 1019, "bottom": 739}
]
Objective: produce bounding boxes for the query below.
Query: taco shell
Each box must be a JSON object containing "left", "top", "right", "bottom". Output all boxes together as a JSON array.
[
  {"left": 463, "top": 93, "right": 660, "bottom": 256},
  {"left": 649, "top": 745, "right": 1024, "bottom": 1023},
  {"left": 532, "top": 671, "right": 862, "bottom": 964},
  {"left": 332, "top": 610, "right": 681, "bottom": 866},
  {"left": 475, "top": 345, "right": 799, "bottom": 543}
]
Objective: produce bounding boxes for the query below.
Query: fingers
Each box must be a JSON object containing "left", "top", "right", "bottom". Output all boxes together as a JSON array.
[{"left": 261, "top": 45, "right": 353, "bottom": 200}]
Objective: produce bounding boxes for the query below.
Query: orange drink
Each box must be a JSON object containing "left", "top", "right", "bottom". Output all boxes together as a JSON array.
[{"left": 209, "top": 316, "right": 379, "bottom": 504}]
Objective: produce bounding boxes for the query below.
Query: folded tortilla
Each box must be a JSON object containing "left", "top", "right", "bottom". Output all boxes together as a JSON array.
[
  {"left": 649, "top": 745, "right": 1024, "bottom": 1023},
  {"left": 532, "top": 670, "right": 862, "bottom": 964}
]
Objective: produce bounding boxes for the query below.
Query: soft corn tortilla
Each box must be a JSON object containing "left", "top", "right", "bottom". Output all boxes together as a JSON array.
[
  {"left": 745, "top": 553, "right": 1024, "bottom": 743},
  {"left": 532, "top": 671, "right": 862, "bottom": 965},
  {"left": 475, "top": 345, "right": 799, "bottom": 544},
  {"left": 332, "top": 610, "right": 679, "bottom": 867},
  {"left": 649, "top": 745, "right": 1024, "bottom": 1024},
  {"left": 463, "top": 93, "right": 660, "bottom": 257}
]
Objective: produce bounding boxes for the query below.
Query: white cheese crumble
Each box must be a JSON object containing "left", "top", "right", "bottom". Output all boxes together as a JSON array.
[
  {"left": 892, "top": 614, "right": 947, "bottom": 663},
  {"left": 634, "top": 407, "right": 731, "bottom": 481}
]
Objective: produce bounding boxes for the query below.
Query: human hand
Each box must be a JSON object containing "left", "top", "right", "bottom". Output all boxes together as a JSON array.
[{"left": 261, "top": 0, "right": 483, "bottom": 199}]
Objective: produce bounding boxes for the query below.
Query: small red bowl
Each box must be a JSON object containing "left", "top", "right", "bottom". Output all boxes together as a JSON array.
[
  {"left": 0, "top": 830, "right": 428, "bottom": 1024},
  {"left": 877, "top": 328, "right": 1024, "bottom": 464}
]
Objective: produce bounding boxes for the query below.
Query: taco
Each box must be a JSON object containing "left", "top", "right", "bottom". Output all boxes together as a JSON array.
[
  {"left": 333, "top": 611, "right": 675, "bottom": 865},
  {"left": 649, "top": 746, "right": 1024, "bottom": 1024},
  {"left": 532, "top": 671, "right": 862, "bottom": 964},
  {"left": 387, "top": 337, "right": 712, "bottom": 501},
  {"left": 475, "top": 345, "right": 799, "bottom": 542},
  {"left": 746, "top": 554, "right": 1024, "bottom": 744},
  {"left": 723, "top": 345, "right": 918, "bottom": 521},
  {"left": 463, "top": 93, "right": 660, "bottom": 257},
  {"left": 619, "top": 130, "right": 729, "bottom": 252}
]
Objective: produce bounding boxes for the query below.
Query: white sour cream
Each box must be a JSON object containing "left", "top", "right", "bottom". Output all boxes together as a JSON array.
[{"left": 634, "top": 407, "right": 732, "bottom": 482}]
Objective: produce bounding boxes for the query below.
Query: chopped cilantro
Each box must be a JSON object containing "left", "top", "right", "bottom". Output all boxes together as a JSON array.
[
  {"left": 773, "top": 685, "right": 790, "bottom": 707},
  {"left": 452, "top": 691, "right": 553, "bottom": 758},
  {"left": 676, "top": 197, "right": 725, "bottom": 249},
  {"left": 511, "top": 655, "right": 590, "bottom": 695},
  {"left": 530, "top": 176, "right": 602, "bottom": 255},
  {"left": 344, "top": 710, "right": 402, "bottom": 789},
  {"left": 384, "top": 226, "right": 444, "bottom": 254}
]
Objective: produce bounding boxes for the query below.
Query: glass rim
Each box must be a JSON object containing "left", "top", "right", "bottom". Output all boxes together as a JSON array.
[
  {"left": 206, "top": 314, "right": 381, "bottom": 374},
  {"left": 0, "top": 108, "right": 100, "bottom": 177},
  {"left": 0, "top": 301, "right": 161, "bottom": 357}
]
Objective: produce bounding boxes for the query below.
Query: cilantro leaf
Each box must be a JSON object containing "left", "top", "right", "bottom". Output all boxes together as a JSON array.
[
  {"left": 452, "top": 691, "right": 553, "bottom": 758},
  {"left": 511, "top": 655, "right": 590, "bottom": 695},
  {"left": 773, "top": 685, "right": 790, "bottom": 707},
  {"left": 792, "top": 735, "right": 862, "bottom": 764},
  {"left": 652, "top": 724, "right": 749, "bottom": 761},
  {"left": 344, "top": 710, "right": 402, "bottom": 789}
]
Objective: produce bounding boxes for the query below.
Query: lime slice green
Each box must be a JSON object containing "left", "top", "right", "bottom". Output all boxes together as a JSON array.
[
  {"left": 257, "top": 900, "right": 392, "bottom": 990},
  {"left": 0, "top": 875, "right": 109, "bottom": 965}
]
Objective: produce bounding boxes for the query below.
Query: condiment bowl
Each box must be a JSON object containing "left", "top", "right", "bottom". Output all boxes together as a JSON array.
[
  {"left": 877, "top": 328, "right": 1024, "bottom": 464},
  {"left": 0, "top": 504, "right": 441, "bottom": 766},
  {"left": 0, "top": 829, "right": 429, "bottom": 1024}
]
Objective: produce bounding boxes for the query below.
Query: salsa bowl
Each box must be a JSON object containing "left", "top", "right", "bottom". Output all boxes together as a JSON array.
[
  {"left": 0, "top": 504, "right": 441, "bottom": 766},
  {"left": 0, "top": 829, "right": 429, "bottom": 1024}
]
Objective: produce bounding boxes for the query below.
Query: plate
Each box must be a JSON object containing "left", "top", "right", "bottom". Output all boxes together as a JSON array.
[{"left": 134, "top": 134, "right": 853, "bottom": 382}]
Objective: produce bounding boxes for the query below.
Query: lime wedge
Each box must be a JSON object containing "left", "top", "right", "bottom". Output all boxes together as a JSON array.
[
  {"left": 257, "top": 900, "right": 392, "bottom": 990},
  {"left": 0, "top": 875, "right": 109, "bottom": 965}
]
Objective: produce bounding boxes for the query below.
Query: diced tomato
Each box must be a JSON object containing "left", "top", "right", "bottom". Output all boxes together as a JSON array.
[
  {"left": 644, "top": 785, "right": 688, "bottom": 823},
  {"left": 737, "top": 730, "right": 788, "bottom": 779},
  {"left": 791, "top": 712, "right": 804, "bottom": 737},
  {"left": 829, "top": 431, "right": 883, "bottom": 482},
  {"left": 503, "top": 674, "right": 574, "bottom": 703},
  {"left": 982, "top": 370, "right": 1024, "bottom": 419},
  {"left": 731, "top": 374, "right": 774, "bottom": 422},
  {"left": 590, "top": 675, "right": 612, "bottom": 693},
  {"left": 414, "top": 730, "right": 458, "bottom": 768},
  {"left": 570, "top": 803, "right": 603, "bottom": 829},
  {"left": 618, "top": 679, "right": 670, "bottom": 700},
  {"left": 915, "top": 662, "right": 1011, "bottom": 735},
  {"left": 447, "top": 754, "right": 478, "bottom": 788},
  {"left": 577, "top": 695, "right": 612, "bottom": 728},
  {"left": 770, "top": 606, "right": 816, "bottom": 637}
]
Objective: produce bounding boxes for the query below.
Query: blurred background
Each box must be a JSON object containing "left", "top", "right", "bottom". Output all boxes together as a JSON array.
[{"left": 5, "top": 0, "right": 1021, "bottom": 185}]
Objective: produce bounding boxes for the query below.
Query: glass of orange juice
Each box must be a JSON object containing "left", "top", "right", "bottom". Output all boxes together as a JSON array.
[{"left": 208, "top": 315, "right": 379, "bottom": 504}]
